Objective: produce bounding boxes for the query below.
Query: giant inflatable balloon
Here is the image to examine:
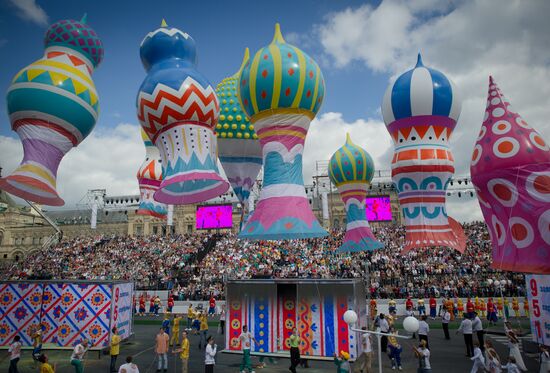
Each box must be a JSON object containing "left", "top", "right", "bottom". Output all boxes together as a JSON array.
[
  {"left": 137, "top": 20, "right": 229, "bottom": 204},
  {"left": 136, "top": 128, "right": 168, "bottom": 218},
  {"left": 237, "top": 24, "right": 327, "bottom": 240},
  {"left": 0, "top": 15, "right": 103, "bottom": 206},
  {"left": 329, "top": 134, "right": 383, "bottom": 251},
  {"left": 382, "top": 54, "right": 462, "bottom": 252},
  {"left": 470, "top": 77, "right": 550, "bottom": 274},
  {"left": 215, "top": 48, "right": 262, "bottom": 226}
]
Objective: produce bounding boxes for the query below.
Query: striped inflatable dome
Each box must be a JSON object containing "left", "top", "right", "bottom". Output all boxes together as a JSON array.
[
  {"left": 329, "top": 133, "right": 375, "bottom": 186},
  {"left": 238, "top": 23, "right": 325, "bottom": 122},
  {"left": 382, "top": 54, "right": 461, "bottom": 127}
]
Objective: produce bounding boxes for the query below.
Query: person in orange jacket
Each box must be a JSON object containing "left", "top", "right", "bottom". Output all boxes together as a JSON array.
[
  {"left": 445, "top": 297, "right": 455, "bottom": 321},
  {"left": 523, "top": 297, "right": 529, "bottom": 317},
  {"left": 512, "top": 297, "right": 520, "bottom": 318},
  {"left": 369, "top": 298, "right": 377, "bottom": 320}
]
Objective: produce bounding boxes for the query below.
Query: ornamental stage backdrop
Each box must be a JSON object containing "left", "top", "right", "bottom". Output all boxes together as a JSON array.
[
  {"left": 225, "top": 278, "right": 367, "bottom": 360},
  {"left": 0, "top": 281, "right": 133, "bottom": 348}
]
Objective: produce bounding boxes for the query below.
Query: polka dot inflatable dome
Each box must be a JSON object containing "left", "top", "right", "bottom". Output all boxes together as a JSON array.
[
  {"left": 238, "top": 23, "right": 325, "bottom": 122},
  {"left": 329, "top": 133, "right": 375, "bottom": 186},
  {"left": 471, "top": 76, "right": 549, "bottom": 174},
  {"left": 216, "top": 48, "right": 257, "bottom": 140},
  {"left": 44, "top": 14, "right": 103, "bottom": 68},
  {"left": 382, "top": 54, "right": 461, "bottom": 127}
]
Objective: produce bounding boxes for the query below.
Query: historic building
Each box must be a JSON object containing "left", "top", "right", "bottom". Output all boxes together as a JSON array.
[{"left": 0, "top": 187, "right": 400, "bottom": 262}]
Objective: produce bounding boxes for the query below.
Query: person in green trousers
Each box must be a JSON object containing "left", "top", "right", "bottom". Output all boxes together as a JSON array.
[
  {"left": 70, "top": 339, "right": 89, "bottom": 373},
  {"left": 239, "top": 325, "right": 258, "bottom": 373}
]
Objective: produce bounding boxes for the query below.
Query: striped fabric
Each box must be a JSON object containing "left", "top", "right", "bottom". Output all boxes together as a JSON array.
[{"left": 382, "top": 54, "right": 461, "bottom": 125}]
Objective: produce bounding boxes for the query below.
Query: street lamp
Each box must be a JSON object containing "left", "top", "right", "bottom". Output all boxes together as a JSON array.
[{"left": 343, "top": 310, "right": 417, "bottom": 373}]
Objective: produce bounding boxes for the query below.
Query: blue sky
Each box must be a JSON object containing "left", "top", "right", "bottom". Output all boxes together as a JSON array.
[{"left": 0, "top": 0, "right": 389, "bottom": 137}]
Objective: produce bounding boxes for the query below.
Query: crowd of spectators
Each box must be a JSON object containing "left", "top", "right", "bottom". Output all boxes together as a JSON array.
[{"left": 3, "top": 221, "right": 526, "bottom": 300}]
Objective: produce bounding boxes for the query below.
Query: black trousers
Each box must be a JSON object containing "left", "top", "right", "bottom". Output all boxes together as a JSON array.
[
  {"left": 205, "top": 364, "right": 214, "bottom": 373},
  {"left": 110, "top": 354, "right": 118, "bottom": 372},
  {"left": 290, "top": 347, "right": 300, "bottom": 373},
  {"left": 476, "top": 330, "right": 485, "bottom": 351},
  {"left": 381, "top": 334, "right": 388, "bottom": 353},
  {"left": 442, "top": 323, "right": 450, "bottom": 340},
  {"left": 419, "top": 334, "right": 429, "bottom": 350},
  {"left": 219, "top": 320, "right": 225, "bottom": 334},
  {"left": 9, "top": 358, "right": 19, "bottom": 373},
  {"left": 464, "top": 334, "right": 474, "bottom": 357}
]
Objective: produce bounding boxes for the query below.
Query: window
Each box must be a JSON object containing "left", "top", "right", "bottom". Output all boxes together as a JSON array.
[{"left": 152, "top": 226, "right": 158, "bottom": 235}]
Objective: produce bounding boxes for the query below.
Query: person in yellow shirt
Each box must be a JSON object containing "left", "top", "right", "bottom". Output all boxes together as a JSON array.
[
  {"left": 186, "top": 304, "right": 194, "bottom": 332},
  {"left": 172, "top": 330, "right": 190, "bottom": 373},
  {"left": 38, "top": 354, "right": 55, "bottom": 373},
  {"left": 523, "top": 297, "right": 529, "bottom": 316},
  {"left": 110, "top": 326, "right": 121, "bottom": 373},
  {"left": 199, "top": 311, "right": 209, "bottom": 349},
  {"left": 457, "top": 298, "right": 464, "bottom": 318},
  {"left": 170, "top": 314, "right": 182, "bottom": 347},
  {"left": 480, "top": 298, "right": 486, "bottom": 318}
]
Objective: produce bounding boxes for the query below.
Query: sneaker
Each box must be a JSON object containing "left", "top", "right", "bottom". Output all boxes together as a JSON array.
[
  {"left": 392, "top": 367, "right": 396, "bottom": 370},
  {"left": 399, "top": 367, "right": 403, "bottom": 371}
]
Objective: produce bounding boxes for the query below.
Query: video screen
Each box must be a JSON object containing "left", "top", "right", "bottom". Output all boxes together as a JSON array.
[
  {"left": 196, "top": 204, "right": 233, "bottom": 229},
  {"left": 365, "top": 196, "right": 393, "bottom": 221}
]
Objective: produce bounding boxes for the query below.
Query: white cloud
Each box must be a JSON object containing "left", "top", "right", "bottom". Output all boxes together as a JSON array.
[
  {"left": 9, "top": 0, "right": 49, "bottom": 27},
  {"left": 0, "top": 123, "right": 144, "bottom": 208}
]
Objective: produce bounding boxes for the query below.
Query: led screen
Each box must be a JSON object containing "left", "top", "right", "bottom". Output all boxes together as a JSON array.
[
  {"left": 196, "top": 204, "right": 233, "bottom": 229},
  {"left": 365, "top": 196, "right": 392, "bottom": 221}
]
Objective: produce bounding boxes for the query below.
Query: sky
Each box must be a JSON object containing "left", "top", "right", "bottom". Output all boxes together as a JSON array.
[{"left": 0, "top": 0, "right": 549, "bottom": 222}]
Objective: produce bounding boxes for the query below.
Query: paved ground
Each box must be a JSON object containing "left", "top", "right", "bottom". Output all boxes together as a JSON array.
[{"left": 0, "top": 317, "right": 540, "bottom": 372}]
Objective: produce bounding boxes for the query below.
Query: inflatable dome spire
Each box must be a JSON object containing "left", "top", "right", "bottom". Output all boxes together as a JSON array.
[
  {"left": 137, "top": 20, "right": 229, "bottom": 204},
  {"left": 329, "top": 134, "right": 383, "bottom": 251},
  {"left": 470, "top": 77, "right": 550, "bottom": 273},
  {"left": 382, "top": 53, "right": 462, "bottom": 252},
  {"left": 136, "top": 128, "right": 168, "bottom": 218},
  {"left": 0, "top": 14, "right": 103, "bottom": 206},
  {"left": 216, "top": 48, "right": 262, "bottom": 227},
  {"left": 238, "top": 24, "right": 327, "bottom": 240}
]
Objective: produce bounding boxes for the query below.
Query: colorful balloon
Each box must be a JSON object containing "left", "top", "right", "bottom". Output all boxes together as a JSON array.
[
  {"left": 137, "top": 20, "right": 229, "bottom": 204},
  {"left": 0, "top": 15, "right": 103, "bottom": 206},
  {"left": 329, "top": 134, "right": 383, "bottom": 251},
  {"left": 470, "top": 77, "right": 550, "bottom": 273},
  {"left": 237, "top": 24, "right": 327, "bottom": 240},
  {"left": 382, "top": 54, "right": 462, "bottom": 252},
  {"left": 215, "top": 48, "right": 262, "bottom": 225},
  {"left": 136, "top": 128, "right": 167, "bottom": 218}
]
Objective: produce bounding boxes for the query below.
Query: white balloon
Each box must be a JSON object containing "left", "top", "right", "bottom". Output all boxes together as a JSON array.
[
  {"left": 343, "top": 310, "right": 358, "bottom": 325},
  {"left": 494, "top": 281, "right": 500, "bottom": 286},
  {"left": 507, "top": 280, "right": 512, "bottom": 285},
  {"left": 488, "top": 279, "right": 493, "bottom": 285},
  {"left": 403, "top": 316, "right": 419, "bottom": 333}
]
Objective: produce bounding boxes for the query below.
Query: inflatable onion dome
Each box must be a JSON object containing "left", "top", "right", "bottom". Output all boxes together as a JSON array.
[
  {"left": 329, "top": 133, "right": 375, "bottom": 186},
  {"left": 44, "top": 14, "right": 103, "bottom": 69},
  {"left": 238, "top": 23, "right": 325, "bottom": 122},
  {"left": 140, "top": 19, "right": 197, "bottom": 72},
  {"left": 471, "top": 76, "right": 550, "bottom": 175},
  {"left": 382, "top": 53, "right": 461, "bottom": 127},
  {"left": 216, "top": 48, "right": 257, "bottom": 140}
]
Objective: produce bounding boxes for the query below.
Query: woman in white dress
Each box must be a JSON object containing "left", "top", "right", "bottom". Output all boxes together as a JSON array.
[
  {"left": 540, "top": 344, "right": 550, "bottom": 373},
  {"left": 485, "top": 340, "right": 502, "bottom": 373},
  {"left": 506, "top": 330, "right": 527, "bottom": 371}
]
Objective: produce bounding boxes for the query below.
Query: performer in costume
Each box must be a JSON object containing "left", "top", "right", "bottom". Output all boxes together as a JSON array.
[{"left": 512, "top": 298, "right": 520, "bottom": 318}]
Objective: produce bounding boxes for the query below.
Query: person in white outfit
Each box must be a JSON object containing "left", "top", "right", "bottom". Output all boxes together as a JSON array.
[
  {"left": 506, "top": 330, "right": 527, "bottom": 371},
  {"left": 485, "top": 340, "right": 502, "bottom": 373},
  {"left": 204, "top": 336, "right": 217, "bottom": 373},
  {"left": 502, "top": 356, "right": 521, "bottom": 373},
  {"left": 470, "top": 342, "right": 485, "bottom": 373},
  {"left": 540, "top": 344, "right": 550, "bottom": 373}
]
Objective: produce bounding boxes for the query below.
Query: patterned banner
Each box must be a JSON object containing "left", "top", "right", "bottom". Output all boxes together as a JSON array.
[{"left": 0, "top": 283, "right": 43, "bottom": 346}]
